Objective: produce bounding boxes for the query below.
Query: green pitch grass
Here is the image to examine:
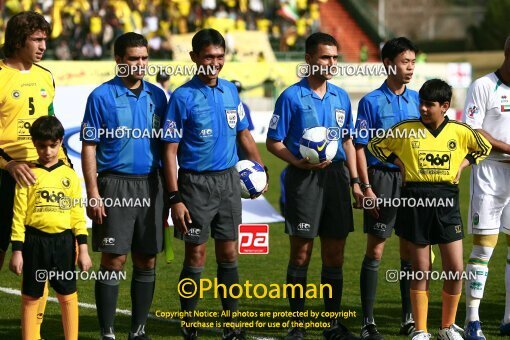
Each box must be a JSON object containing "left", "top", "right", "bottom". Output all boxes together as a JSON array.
[{"left": 0, "top": 144, "right": 507, "bottom": 339}]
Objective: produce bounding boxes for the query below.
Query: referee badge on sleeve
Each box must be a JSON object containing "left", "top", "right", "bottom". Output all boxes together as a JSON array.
[
  {"left": 226, "top": 109, "right": 237, "bottom": 128},
  {"left": 335, "top": 109, "right": 345, "bottom": 127}
]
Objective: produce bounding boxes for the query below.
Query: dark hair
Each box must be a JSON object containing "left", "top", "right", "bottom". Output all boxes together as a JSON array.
[
  {"left": 305, "top": 32, "right": 338, "bottom": 54},
  {"left": 2, "top": 11, "right": 51, "bottom": 58},
  {"left": 114, "top": 32, "right": 148, "bottom": 58},
  {"left": 381, "top": 37, "right": 418, "bottom": 62},
  {"left": 231, "top": 80, "right": 242, "bottom": 93},
  {"left": 192, "top": 29, "right": 225, "bottom": 53},
  {"left": 419, "top": 79, "right": 452, "bottom": 104},
  {"left": 30, "top": 116, "right": 65, "bottom": 141},
  {"left": 156, "top": 71, "right": 170, "bottom": 82}
]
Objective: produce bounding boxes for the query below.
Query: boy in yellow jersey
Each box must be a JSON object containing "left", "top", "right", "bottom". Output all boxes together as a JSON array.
[
  {"left": 0, "top": 11, "right": 71, "bottom": 338},
  {"left": 9, "top": 116, "right": 92, "bottom": 340},
  {"left": 369, "top": 79, "right": 491, "bottom": 340}
]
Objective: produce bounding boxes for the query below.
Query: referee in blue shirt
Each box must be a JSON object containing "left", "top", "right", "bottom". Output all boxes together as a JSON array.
[
  {"left": 353, "top": 37, "right": 420, "bottom": 339},
  {"left": 266, "top": 32, "right": 363, "bottom": 340},
  {"left": 81, "top": 33, "right": 168, "bottom": 340},
  {"left": 162, "top": 29, "right": 266, "bottom": 340}
]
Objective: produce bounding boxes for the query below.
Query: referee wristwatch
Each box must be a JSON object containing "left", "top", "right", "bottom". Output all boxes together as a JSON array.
[{"left": 360, "top": 183, "right": 372, "bottom": 192}]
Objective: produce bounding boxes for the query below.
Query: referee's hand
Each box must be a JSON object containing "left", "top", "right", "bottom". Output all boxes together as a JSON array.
[
  {"left": 86, "top": 195, "right": 107, "bottom": 224},
  {"left": 5, "top": 161, "right": 36, "bottom": 186},
  {"left": 170, "top": 202, "right": 192, "bottom": 235}
]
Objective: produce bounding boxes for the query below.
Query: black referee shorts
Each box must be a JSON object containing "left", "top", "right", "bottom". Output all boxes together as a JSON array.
[
  {"left": 395, "top": 183, "right": 463, "bottom": 245},
  {"left": 285, "top": 162, "right": 354, "bottom": 239},
  {"left": 22, "top": 227, "right": 77, "bottom": 298},
  {"left": 0, "top": 169, "right": 16, "bottom": 252}
]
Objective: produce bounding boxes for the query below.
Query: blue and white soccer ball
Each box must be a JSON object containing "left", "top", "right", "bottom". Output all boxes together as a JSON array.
[
  {"left": 299, "top": 126, "right": 338, "bottom": 164},
  {"left": 236, "top": 160, "right": 267, "bottom": 199}
]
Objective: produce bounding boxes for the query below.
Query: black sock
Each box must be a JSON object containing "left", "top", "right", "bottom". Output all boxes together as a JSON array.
[
  {"left": 321, "top": 265, "right": 343, "bottom": 313},
  {"left": 131, "top": 267, "right": 155, "bottom": 334},
  {"left": 95, "top": 266, "right": 120, "bottom": 334},
  {"left": 360, "top": 255, "right": 380, "bottom": 325},
  {"left": 217, "top": 261, "right": 239, "bottom": 316},
  {"left": 287, "top": 263, "right": 308, "bottom": 315},
  {"left": 400, "top": 259, "right": 413, "bottom": 322},
  {"left": 179, "top": 266, "right": 203, "bottom": 318}
]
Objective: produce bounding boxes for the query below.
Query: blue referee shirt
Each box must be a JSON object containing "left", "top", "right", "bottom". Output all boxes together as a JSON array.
[
  {"left": 267, "top": 78, "right": 353, "bottom": 162},
  {"left": 353, "top": 81, "right": 419, "bottom": 168},
  {"left": 162, "top": 76, "right": 249, "bottom": 172},
  {"left": 81, "top": 76, "right": 168, "bottom": 175}
]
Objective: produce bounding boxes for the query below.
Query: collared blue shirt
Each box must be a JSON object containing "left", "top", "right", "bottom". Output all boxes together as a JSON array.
[
  {"left": 162, "top": 76, "right": 249, "bottom": 172},
  {"left": 353, "top": 81, "right": 420, "bottom": 168},
  {"left": 80, "top": 76, "right": 168, "bottom": 174},
  {"left": 267, "top": 78, "right": 353, "bottom": 161}
]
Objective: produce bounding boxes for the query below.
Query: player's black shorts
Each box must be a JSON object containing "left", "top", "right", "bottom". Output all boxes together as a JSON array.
[
  {"left": 176, "top": 166, "right": 242, "bottom": 244},
  {"left": 363, "top": 166, "right": 402, "bottom": 239},
  {"left": 285, "top": 162, "right": 354, "bottom": 239},
  {"left": 395, "top": 182, "right": 463, "bottom": 245},
  {"left": 22, "top": 227, "right": 77, "bottom": 298},
  {"left": 0, "top": 169, "right": 16, "bottom": 252},
  {"left": 92, "top": 171, "right": 165, "bottom": 255}
]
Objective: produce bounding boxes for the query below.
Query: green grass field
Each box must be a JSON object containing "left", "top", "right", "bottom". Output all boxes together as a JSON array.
[{"left": 0, "top": 144, "right": 508, "bottom": 339}]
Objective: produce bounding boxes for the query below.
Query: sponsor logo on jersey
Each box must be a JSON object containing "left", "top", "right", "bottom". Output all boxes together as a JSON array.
[{"left": 418, "top": 151, "right": 451, "bottom": 170}]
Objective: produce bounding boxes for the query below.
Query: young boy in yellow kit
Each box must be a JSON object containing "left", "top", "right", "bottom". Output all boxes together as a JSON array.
[{"left": 9, "top": 116, "right": 92, "bottom": 340}]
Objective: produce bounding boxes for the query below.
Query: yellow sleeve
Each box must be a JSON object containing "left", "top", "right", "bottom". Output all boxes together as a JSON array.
[
  {"left": 11, "top": 184, "right": 28, "bottom": 250},
  {"left": 368, "top": 128, "right": 400, "bottom": 164},
  {"left": 465, "top": 127, "right": 491, "bottom": 164},
  {"left": 70, "top": 173, "right": 87, "bottom": 239}
]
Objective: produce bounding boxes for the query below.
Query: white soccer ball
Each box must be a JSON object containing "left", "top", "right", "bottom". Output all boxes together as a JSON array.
[
  {"left": 236, "top": 160, "right": 267, "bottom": 199},
  {"left": 299, "top": 126, "right": 338, "bottom": 164}
]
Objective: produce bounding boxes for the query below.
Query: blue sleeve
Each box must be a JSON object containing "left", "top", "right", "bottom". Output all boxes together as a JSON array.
[
  {"left": 80, "top": 91, "right": 104, "bottom": 143},
  {"left": 161, "top": 91, "right": 187, "bottom": 143},
  {"left": 244, "top": 103, "right": 254, "bottom": 131},
  {"left": 353, "top": 97, "right": 372, "bottom": 145},
  {"left": 267, "top": 92, "right": 293, "bottom": 141},
  {"left": 342, "top": 93, "right": 354, "bottom": 141}
]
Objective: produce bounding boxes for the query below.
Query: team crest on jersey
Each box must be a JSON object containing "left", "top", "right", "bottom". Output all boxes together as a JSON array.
[
  {"left": 447, "top": 139, "right": 457, "bottom": 151},
  {"left": 466, "top": 105, "right": 478, "bottom": 118},
  {"left": 335, "top": 109, "right": 345, "bottom": 127},
  {"left": 226, "top": 109, "right": 237, "bottom": 128},
  {"left": 12, "top": 90, "right": 20, "bottom": 99},
  {"left": 61, "top": 177, "right": 71, "bottom": 189},
  {"left": 40, "top": 88, "right": 47, "bottom": 98}
]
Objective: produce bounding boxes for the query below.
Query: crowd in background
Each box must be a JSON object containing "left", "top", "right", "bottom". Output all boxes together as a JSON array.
[{"left": 0, "top": 0, "right": 322, "bottom": 60}]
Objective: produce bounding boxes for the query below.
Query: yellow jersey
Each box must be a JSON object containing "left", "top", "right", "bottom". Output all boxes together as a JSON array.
[
  {"left": 0, "top": 60, "right": 69, "bottom": 169},
  {"left": 11, "top": 160, "right": 87, "bottom": 250},
  {"left": 368, "top": 117, "right": 491, "bottom": 183}
]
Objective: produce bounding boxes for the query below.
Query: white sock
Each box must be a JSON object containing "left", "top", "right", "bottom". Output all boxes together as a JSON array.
[
  {"left": 465, "top": 245, "right": 493, "bottom": 323},
  {"left": 504, "top": 247, "right": 510, "bottom": 324}
]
